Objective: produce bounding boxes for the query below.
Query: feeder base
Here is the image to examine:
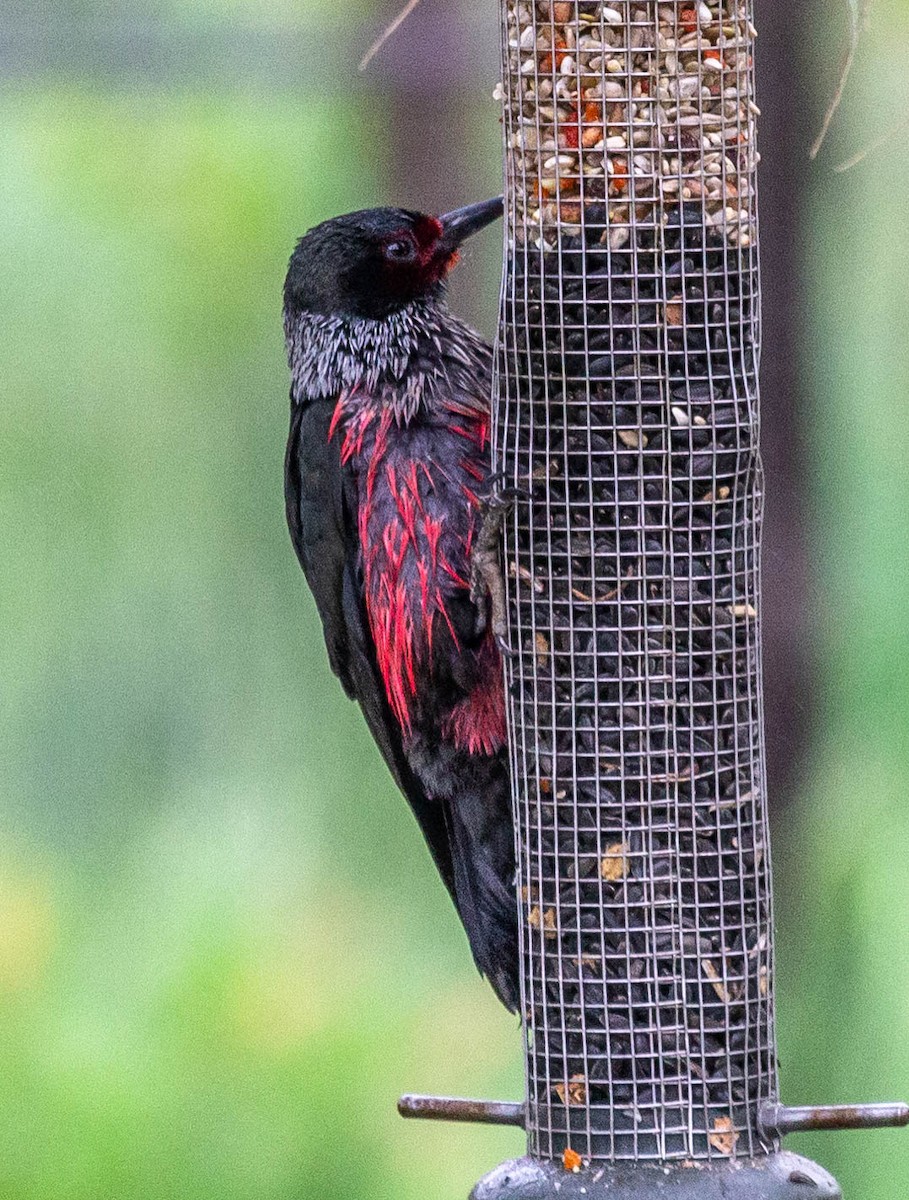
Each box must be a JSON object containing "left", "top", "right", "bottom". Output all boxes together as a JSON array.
[{"left": 470, "top": 1153, "right": 840, "bottom": 1200}]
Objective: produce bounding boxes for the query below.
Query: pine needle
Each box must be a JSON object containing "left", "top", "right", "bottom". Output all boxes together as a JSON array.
[
  {"left": 810, "top": 0, "right": 874, "bottom": 161},
  {"left": 833, "top": 108, "right": 909, "bottom": 171},
  {"left": 359, "top": 0, "right": 424, "bottom": 71}
]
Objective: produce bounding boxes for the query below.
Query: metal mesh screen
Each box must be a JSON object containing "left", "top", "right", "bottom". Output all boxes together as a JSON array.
[{"left": 495, "top": 0, "right": 776, "bottom": 1164}]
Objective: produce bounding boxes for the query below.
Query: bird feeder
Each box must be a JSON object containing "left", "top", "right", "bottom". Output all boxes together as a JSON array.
[{"left": 399, "top": 2, "right": 908, "bottom": 1195}]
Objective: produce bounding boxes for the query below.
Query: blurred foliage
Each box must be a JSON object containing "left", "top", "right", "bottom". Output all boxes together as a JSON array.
[
  {"left": 776, "top": 0, "right": 909, "bottom": 1193},
  {"left": 0, "top": 29, "right": 519, "bottom": 1198},
  {"left": 1, "top": 0, "right": 908, "bottom": 1198}
]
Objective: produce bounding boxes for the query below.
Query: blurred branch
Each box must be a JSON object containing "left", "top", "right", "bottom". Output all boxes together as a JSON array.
[
  {"left": 810, "top": 0, "right": 873, "bottom": 160},
  {"left": 833, "top": 107, "right": 909, "bottom": 170},
  {"left": 359, "top": 0, "right": 424, "bottom": 71}
]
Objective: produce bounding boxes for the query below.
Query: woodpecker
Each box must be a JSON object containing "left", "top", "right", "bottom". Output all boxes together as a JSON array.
[{"left": 283, "top": 198, "right": 518, "bottom": 1011}]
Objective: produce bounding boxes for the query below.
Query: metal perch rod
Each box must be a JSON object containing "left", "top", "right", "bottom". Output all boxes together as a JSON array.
[
  {"left": 398, "top": 1095, "right": 527, "bottom": 1127},
  {"left": 399, "top": 1093, "right": 909, "bottom": 1135},
  {"left": 759, "top": 1101, "right": 909, "bottom": 1137}
]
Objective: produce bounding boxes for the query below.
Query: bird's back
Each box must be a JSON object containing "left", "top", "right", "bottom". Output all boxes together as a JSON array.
[{"left": 283, "top": 201, "right": 518, "bottom": 1010}]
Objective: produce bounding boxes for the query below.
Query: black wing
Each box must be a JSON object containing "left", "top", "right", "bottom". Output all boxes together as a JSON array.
[{"left": 284, "top": 397, "right": 458, "bottom": 901}]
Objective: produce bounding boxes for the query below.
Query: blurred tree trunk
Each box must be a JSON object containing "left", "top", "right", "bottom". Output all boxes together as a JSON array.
[
  {"left": 375, "top": 0, "right": 501, "bottom": 327},
  {"left": 754, "top": 0, "right": 814, "bottom": 808}
]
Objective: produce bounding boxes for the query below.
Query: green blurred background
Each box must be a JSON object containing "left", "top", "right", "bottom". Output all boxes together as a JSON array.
[{"left": 0, "top": 1, "right": 907, "bottom": 1197}]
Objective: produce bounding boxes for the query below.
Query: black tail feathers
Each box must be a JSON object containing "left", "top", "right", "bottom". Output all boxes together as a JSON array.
[{"left": 445, "top": 794, "right": 520, "bottom": 1013}]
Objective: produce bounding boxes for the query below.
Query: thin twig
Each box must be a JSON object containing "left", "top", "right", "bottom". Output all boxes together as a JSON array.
[
  {"left": 809, "top": 0, "right": 874, "bottom": 161},
  {"left": 833, "top": 108, "right": 909, "bottom": 170},
  {"left": 359, "top": 0, "right": 424, "bottom": 71}
]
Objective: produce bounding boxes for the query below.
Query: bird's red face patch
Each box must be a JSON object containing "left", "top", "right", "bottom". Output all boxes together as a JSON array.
[
  {"left": 380, "top": 217, "right": 459, "bottom": 296},
  {"left": 412, "top": 215, "right": 443, "bottom": 250}
]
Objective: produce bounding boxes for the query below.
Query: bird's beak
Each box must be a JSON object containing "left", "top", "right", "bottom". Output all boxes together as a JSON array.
[{"left": 438, "top": 197, "right": 503, "bottom": 251}]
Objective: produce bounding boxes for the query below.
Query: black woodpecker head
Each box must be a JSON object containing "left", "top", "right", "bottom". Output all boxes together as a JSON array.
[{"left": 283, "top": 197, "right": 502, "bottom": 322}]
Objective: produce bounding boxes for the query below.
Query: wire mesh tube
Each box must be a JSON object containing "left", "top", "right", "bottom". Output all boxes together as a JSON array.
[{"left": 495, "top": 0, "right": 774, "bottom": 1164}]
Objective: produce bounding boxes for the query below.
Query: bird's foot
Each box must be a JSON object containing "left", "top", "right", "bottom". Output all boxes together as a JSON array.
[{"left": 470, "top": 480, "right": 531, "bottom": 655}]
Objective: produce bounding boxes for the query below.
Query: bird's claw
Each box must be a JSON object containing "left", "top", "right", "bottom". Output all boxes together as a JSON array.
[
  {"left": 477, "top": 480, "right": 532, "bottom": 511},
  {"left": 495, "top": 631, "right": 518, "bottom": 660},
  {"left": 470, "top": 479, "right": 533, "bottom": 653}
]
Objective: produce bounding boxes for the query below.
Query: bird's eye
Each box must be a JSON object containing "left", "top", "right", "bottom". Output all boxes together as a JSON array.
[{"left": 385, "top": 239, "right": 416, "bottom": 262}]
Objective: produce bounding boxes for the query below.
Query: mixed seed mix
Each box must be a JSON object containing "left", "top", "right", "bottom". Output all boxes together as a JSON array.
[
  {"left": 495, "top": 0, "right": 774, "bottom": 1165},
  {"left": 498, "top": 0, "right": 758, "bottom": 245}
]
